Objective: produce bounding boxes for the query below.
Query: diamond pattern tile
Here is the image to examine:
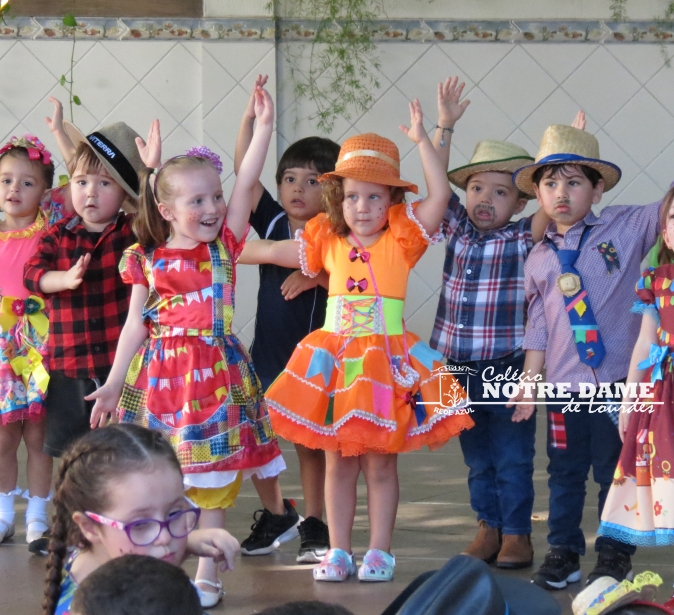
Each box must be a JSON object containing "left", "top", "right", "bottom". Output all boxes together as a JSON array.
[
  {"left": 646, "top": 141, "right": 674, "bottom": 194},
  {"left": 26, "top": 40, "right": 96, "bottom": 80},
  {"left": 207, "top": 41, "right": 274, "bottom": 82},
  {"left": 523, "top": 44, "right": 594, "bottom": 84},
  {"left": 607, "top": 45, "right": 666, "bottom": 85},
  {"left": 594, "top": 130, "right": 642, "bottom": 206},
  {"left": 203, "top": 49, "right": 237, "bottom": 116},
  {"left": 101, "top": 41, "right": 177, "bottom": 81},
  {"left": 444, "top": 43, "right": 511, "bottom": 83}
]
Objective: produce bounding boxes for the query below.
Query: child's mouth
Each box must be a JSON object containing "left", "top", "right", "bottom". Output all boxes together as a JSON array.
[{"left": 200, "top": 219, "right": 218, "bottom": 227}]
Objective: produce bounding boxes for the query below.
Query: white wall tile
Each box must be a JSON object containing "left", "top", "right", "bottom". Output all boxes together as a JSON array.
[
  {"left": 101, "top": 41, "right": 177, "bottom": 81},
  {"left": 522, "top": 44, "right": 594, "bottom": 84}
]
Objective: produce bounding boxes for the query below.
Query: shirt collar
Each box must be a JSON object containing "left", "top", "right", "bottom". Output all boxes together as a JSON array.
[
  {"left": 543, "top": 208, "right": 603, "bottom": 242},
  {"left": 65, "top": 211, "right": 127, "bottom": 234}
]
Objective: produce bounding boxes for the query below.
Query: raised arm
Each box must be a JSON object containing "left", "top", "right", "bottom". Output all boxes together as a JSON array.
[
  {"left": 237, "top": 238, "right": 301, "bottom": 268},
  {"left": 135, "top": 119, "right": 162, "bottom": 170},
  {"left": 431, "top": 77, "right": 470, "bottom": 174},
  {"left": 45, "top": 97, "right": 77, "bottom": 173},
  {"left": 226, "top": 86, "right": 275, "bottom": 242},
  {"left": 400, "top": 99, "right": 452, "bottom": 236}
]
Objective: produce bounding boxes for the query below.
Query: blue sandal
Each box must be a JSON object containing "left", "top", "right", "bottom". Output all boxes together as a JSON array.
[
  {"left": 313, "top": 548, "right": 356, "bottom": 582},
  {"left": 358, "top": 549, "right": 395, "bottom": 582}
]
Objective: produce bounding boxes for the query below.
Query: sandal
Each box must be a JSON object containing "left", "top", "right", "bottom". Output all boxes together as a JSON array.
[
  {"left": 194, "top": 578, "right": 224, "bottom": 608},
  {"left": 358, "top": 548, "right": 395, "bottom": 582},
  {"left": 313, "top": 548, "right": 356, "bottom": 582},
  {"left": 0, "top": 518, "right": 15, "bottom": 543}
]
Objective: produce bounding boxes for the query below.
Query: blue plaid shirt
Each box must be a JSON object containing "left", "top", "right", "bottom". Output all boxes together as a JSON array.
[{"left": 430, "top": 194, "right": 534, "bottom": 363}]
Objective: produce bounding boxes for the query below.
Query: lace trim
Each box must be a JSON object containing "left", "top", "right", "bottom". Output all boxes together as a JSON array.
[
  {"left": 598, "top": 520, "right": 674, "bottom": 547},
  {"left": 0, "top": 211, "right": 46, "bottom": 241},
  {"left": 406, "top": 201, "right": 442, "bottom": 245},
  {"left": 295, "top": 228, "right": 318, "bottom": 278}
]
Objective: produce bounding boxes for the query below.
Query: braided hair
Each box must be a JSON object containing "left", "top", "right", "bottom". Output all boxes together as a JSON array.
[{"left": 43, "top": 424, "right": 181, "bottom": 615}]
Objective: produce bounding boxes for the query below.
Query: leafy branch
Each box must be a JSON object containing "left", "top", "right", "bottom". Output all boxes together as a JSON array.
[
  {"left": 610, "top": 0, "right": 628, "bottom": 22},
  {"left": 271, "top": 0, "right": 384, "bottom": 134},
  {"left": 0, "top": 0, "right": 10, "bottom": 25},
  {"left": 60, "top": 13, "right": 82, "bottom": 122},
  {"left": 655, "top": 2, "right": 674, "bottom": 67}
]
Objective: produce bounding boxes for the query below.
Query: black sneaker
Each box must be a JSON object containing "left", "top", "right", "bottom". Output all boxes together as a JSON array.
[
  {"left": 586, "top": 545, "right": 633, "bottom": 586},
  {"left": 296, "top": 516, "right": 330, "bottom": 563},
  {"left": 240, "top": 498, "right": 302, "bottom": 556},
  {"left": 28, "top": 529, "right": 50, "bottom": 556},
  {"left": 531, "top": 547, "right": 581, "bottom": 590}
]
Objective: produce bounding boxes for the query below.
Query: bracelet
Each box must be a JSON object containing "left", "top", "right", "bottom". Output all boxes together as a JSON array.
[{"left": 435, "top": 125, "right": 454, "bottom": 147}]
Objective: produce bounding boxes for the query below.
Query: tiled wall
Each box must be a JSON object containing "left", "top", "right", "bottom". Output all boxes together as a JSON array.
[{"left": 1, "top": 39, "right": 672, "bottom": 346}]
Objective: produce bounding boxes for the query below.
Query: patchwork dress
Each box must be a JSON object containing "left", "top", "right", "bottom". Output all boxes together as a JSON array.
[
  {"left": 117, "top": 227, "right": 283, "bottom": 489},
  {"left": 0, "top": 189, "right": 65, "bottom": 424},
  {"left": 265, "top": 203, "right": 474, "bottom": 457},
  {"left": 598, "top": 265, "right": 674, "bottom": 545}
]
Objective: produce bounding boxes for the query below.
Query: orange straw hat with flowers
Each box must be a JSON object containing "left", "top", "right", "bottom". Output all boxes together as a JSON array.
[{"left": 319, "top": 132, "right": 419, "bottom": 194}]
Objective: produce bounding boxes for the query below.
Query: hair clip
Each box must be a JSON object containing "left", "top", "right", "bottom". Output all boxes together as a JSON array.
[
  {"left": 185, "top": 146, "right": 223, "bottom": 175},
  {"left": 0, "top": 134, "right": 52, "bottom": 165}
]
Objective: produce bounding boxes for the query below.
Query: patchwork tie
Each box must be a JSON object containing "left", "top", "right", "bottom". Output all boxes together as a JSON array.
[{"left": 548, "top": 227, "right": 606, "bottom": 369}]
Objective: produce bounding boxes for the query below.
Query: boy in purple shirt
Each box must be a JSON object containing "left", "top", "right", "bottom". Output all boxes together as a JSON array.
[{"left": 509, "top": 123, "right": 661, "bottom": 590}]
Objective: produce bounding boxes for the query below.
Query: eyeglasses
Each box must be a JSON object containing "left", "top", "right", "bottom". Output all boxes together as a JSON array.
[{"left": 85, "top": 505, "right": 201, "bottom": 547}]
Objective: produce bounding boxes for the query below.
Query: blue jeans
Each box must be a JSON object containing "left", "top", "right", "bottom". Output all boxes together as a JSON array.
[
  {"left": 545, "top": 386, "right": 636, "bottom": 556},
  {"left": 454, "top": 351, "right": 536, "bottom": 535}
]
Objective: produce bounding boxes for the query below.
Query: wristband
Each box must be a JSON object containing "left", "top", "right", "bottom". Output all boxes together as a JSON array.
[{"left": 435, "top": 125, "right": 454, "bottom": 147}]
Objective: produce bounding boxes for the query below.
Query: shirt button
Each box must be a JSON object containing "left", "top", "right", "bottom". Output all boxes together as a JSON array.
[
  {"left": 466, "top": 269, "right": 472, "bottom": 274},
  {"left": 91, "top": 318, "right": 97, "bottom": 324},
  {"left": 458, "top": 324, "right": 464, "bottom": 329},
  {"left": 462, "top": 297, "right": 468, "bottom": 302},
  {"left": 94, "top": 346, "right": 100, "bottom": 352}
]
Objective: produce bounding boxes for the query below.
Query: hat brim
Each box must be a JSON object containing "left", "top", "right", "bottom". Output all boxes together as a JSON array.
[
  {"left": 63, "top": 120, "right": 139, "bottom": 199},
  {"left": 448, "top": 156, "right": 535, "bottom": 196},
  {"left": 513, "top": 153, "right": 622, "bottom": 196},
  {"left": 319, "top": 168, "right": 418, "bottom": 194}
]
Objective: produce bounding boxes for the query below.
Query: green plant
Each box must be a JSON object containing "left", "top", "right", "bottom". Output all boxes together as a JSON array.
[
  {"left": 269, "top": 0, "right": 384, "bottom": 134},
  {"left": 655, "top": 2, "right": 674, "bottom": 67},
  {"left": 610, "top": 0, "right": 629, "bottom": 22},
  {"left": 60, "top": 13, "right": 82, "bottom": 122},
  {"left": 0, "top": 0, "right": 10, "bottom": 25}
]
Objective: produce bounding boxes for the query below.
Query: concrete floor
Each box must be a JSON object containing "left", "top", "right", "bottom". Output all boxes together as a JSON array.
[{"left": 2, "top": 415, "right": 674, "bottom": 615}]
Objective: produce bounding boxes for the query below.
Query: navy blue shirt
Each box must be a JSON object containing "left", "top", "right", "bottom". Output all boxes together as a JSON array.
[{"left": 249, "top": 189, "right": 328, "bottom": 386}]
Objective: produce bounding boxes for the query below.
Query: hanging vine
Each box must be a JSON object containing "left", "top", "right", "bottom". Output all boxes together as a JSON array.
[{"left": 60, "top": 13, "right": 83, "bottom": 121}]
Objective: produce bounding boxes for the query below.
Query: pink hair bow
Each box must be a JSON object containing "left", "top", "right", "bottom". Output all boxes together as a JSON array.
[
  {"left": 346, "top": 276, "right": 368, "bottom": 293},
  {"left": 0, "top": 134, "right": 52, "bottom": 165}
]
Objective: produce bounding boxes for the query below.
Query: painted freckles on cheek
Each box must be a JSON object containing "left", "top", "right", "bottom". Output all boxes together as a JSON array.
[{"left": 188, "top": 213, "right": 200, "bottom": 221}]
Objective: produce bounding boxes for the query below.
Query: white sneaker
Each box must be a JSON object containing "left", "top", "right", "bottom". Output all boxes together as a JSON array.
[{"left": 193, "top": 579, "right": 223, "bottom": 608}]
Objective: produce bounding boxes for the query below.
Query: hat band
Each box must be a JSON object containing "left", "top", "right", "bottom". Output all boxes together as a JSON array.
[
  {"left": 87, "top": 132, "right": 139, "bottom": 195},
  {"left": 340, "top": 149, "right": 400, "bottom": 172},
  {"left": 536, "top": 153, "right": 597, "bottom": 165}
]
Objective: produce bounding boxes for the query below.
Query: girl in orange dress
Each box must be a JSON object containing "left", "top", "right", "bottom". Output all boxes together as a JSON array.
[{"left": 241, "top": 100, "right": 473, "bottom": 583}]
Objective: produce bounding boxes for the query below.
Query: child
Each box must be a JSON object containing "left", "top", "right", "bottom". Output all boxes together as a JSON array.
[
  {"left": 241, "top": 100, "right": 474, "bottom": 582},
  {"left": 42, "top": 424, "right": 239, "bottom": 615},
  {"left": 0, "top": 132, "right": 67, "bottom": 545},
  {"left": 597, "top": 186, "right": 674, "bottom": 547},
  {"left": 70, "top": 555, "right": 202, "bottom": 615},
  {"left": 508, "top": 124, "right": 662, "bottom": 589},
  {"left": 235, "top": 74, "right": 339, "bottom": 561},
  {"left": 86, "top": 84, "right": 281, "bottom": 606},
  {"left": 23, "top": 117, "right": 154, "bottom": 458},
  {"left": 429, "top": 77, "right": 553, "bottom": 569}
]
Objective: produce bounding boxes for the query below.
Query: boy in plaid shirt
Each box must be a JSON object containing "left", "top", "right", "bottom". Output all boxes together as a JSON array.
[
  {"left": 24, "top": 117, "right": 155, "bottom": 456},
  {"left": 429, "top": 78, "right": 557, "bottom": 569}
]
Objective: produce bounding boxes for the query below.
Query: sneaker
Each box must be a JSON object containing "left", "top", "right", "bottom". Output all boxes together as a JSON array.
[
  {"left": 358, "top": 548, "right": 395, "bottom": 582},
  {"left": 297, "top": 517, "right": 330, "bottom": 563},
  {"left": 313, "top": 548, "right": 356, "bottom": 582},
  {"left": 28, "top": 529, "right": 50, "bottom": 556},
  {"left": 531, "top": 547, "right": 581, "bottom": 590},
  {"left": 240, "top": 498, "right": 302, "bottom": 556},
  {"left": 586, "top": 545, "right": 633, "bottom": 586}
]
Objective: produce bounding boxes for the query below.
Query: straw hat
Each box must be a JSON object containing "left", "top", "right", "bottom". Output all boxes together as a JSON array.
[
  {"left": 513, "top": 125, "right": 621, "bottom": 196},
  {"left": 64, "top": 120, "right": 147, "bottom": 199},
  {"left": 319, "top": 133, "right": 418, "bottom": 193},
  {"left": 447, "top": 140, "right": 534, "bottom": 194}
]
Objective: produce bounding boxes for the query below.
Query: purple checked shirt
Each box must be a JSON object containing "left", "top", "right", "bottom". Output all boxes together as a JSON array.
[{"left": 523, "top": 200, "right": 661, "bottom": 390}]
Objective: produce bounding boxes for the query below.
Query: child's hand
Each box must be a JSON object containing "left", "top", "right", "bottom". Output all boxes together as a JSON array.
[
  {"left": 506, "top": 386, "right": 536, "bottom": 422},
  {"left": 280, "top": 270, "right": 317, "bottom": 300},
  {"left": 136, "top": 119, "right": 162, "bottom": 170},
  {"left": 253, "top": 84, "right": 274, "bottom": 127},
  {"left": 187, "top": 529, "right": 240, "bottom": 573},
  {"left": 400, "top": 99, "right": 426, "bottom": 145},
  {"left": 63, "top": 254, "right": 91, "bottom": 290},
  {"left": 244, "top": 74, "right": 268, "bottom": 120},
  {"left": 571, "top": 110, "right": 586, "bottom": 131},
  {"left": 618, "top": 397, "right": 632, "bottom": 442},
  {"left": 45, "top": 97, "right": 65, "bottom": 134},
  {"left": 437, "top": 77, "right": 470, "bottom": 128},
  {"left": 85, "top": 382, "right": 122, "bottom": 429}
]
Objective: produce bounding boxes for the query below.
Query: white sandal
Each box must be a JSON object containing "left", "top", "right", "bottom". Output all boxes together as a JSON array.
[
  {"left": 194, "top": 578, "right": 224, "bottom": 608},
  {"left": 0, "top": 518, "right": 15, "bottom": 543}
]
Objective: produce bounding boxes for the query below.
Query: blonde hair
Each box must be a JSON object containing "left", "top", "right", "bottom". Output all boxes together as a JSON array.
[
  {"left": 134, "top": 156, "right": 216, "bottom": 247},
  {"left": 321, "top": 177, "right": 406, "bottom": 237}
]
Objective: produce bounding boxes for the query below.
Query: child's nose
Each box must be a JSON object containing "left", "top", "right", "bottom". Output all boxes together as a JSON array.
[{"left": 153, "top": 526, "right": 172, "bottom": 546}]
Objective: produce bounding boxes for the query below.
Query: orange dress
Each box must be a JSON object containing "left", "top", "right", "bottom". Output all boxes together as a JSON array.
[{"left": 265, "top": 203, "right": 473, "bottom": 456}]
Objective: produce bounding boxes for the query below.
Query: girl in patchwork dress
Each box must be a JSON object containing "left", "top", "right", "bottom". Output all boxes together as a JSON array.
[
  {"left": 243, "top": 101, "right": 473, "bottom": 582},
  {"left": 87, "top": 85, "right": 282, "bottom": 606},
  {"left": 0, "top": 134, "right": 69, "bottom": 545},
  {"left": 598, "top": 186, "right": 674, "bottom": 547}
]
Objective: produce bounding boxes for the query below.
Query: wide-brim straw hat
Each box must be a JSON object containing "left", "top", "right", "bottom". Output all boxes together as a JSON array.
[
  {"left": 448, "top": 140, "right": 534, "bottom": 196},
  {"left": 319, "top": 132, "right": 418, "bottom": 194},
  {"left": 64, "top": 120, "right": 147, "bottom": 199},
  {"left": 513, "top": 125, "right": 621, "bottom": 196}
]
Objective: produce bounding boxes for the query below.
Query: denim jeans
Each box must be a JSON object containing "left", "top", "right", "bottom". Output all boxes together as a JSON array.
[
  {"left": 545, "top": 386, "right": 636, "bottom": 556},
  {"left": 453, "top": 351, "right": 536, "bottom": 535}
]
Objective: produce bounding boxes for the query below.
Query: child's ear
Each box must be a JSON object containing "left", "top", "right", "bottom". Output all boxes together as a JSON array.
[
  {"left": 592, "top": 178, "right": 605, "bottom": 204},
  {"left": 157, "top": 202, "right": 174, "bottom": 222},
  {"left": 514, "top": 198, "right": 528, "bottom": 215},
  {"left": 72, "top": 511, "right": 103, "bottom": 545},
  {"left": 532, "top": 183, "right": 542, "bottom": 204}
]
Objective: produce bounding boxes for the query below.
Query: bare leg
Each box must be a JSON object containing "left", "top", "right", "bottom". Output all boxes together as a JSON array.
[
  {"left": 250, "top": 475, "right": 284, "bottom": 515},
  {"left": 361, "top": 452, "right": 399, "bottom": 553},
  {"left": 23, "top": 420, "right": 52, "bottom": 498},
  {"left": 295, "top": 443, "right": 325, "bottom": 519},
  {"left": 194, "top": 508, "right": 227, "bottom": 595},
  {"left": 324, "top": 451, "right": 361, "bottom": 552},
  {"left": 0, "top": 422, "right": 22, "bottom": 492}
]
